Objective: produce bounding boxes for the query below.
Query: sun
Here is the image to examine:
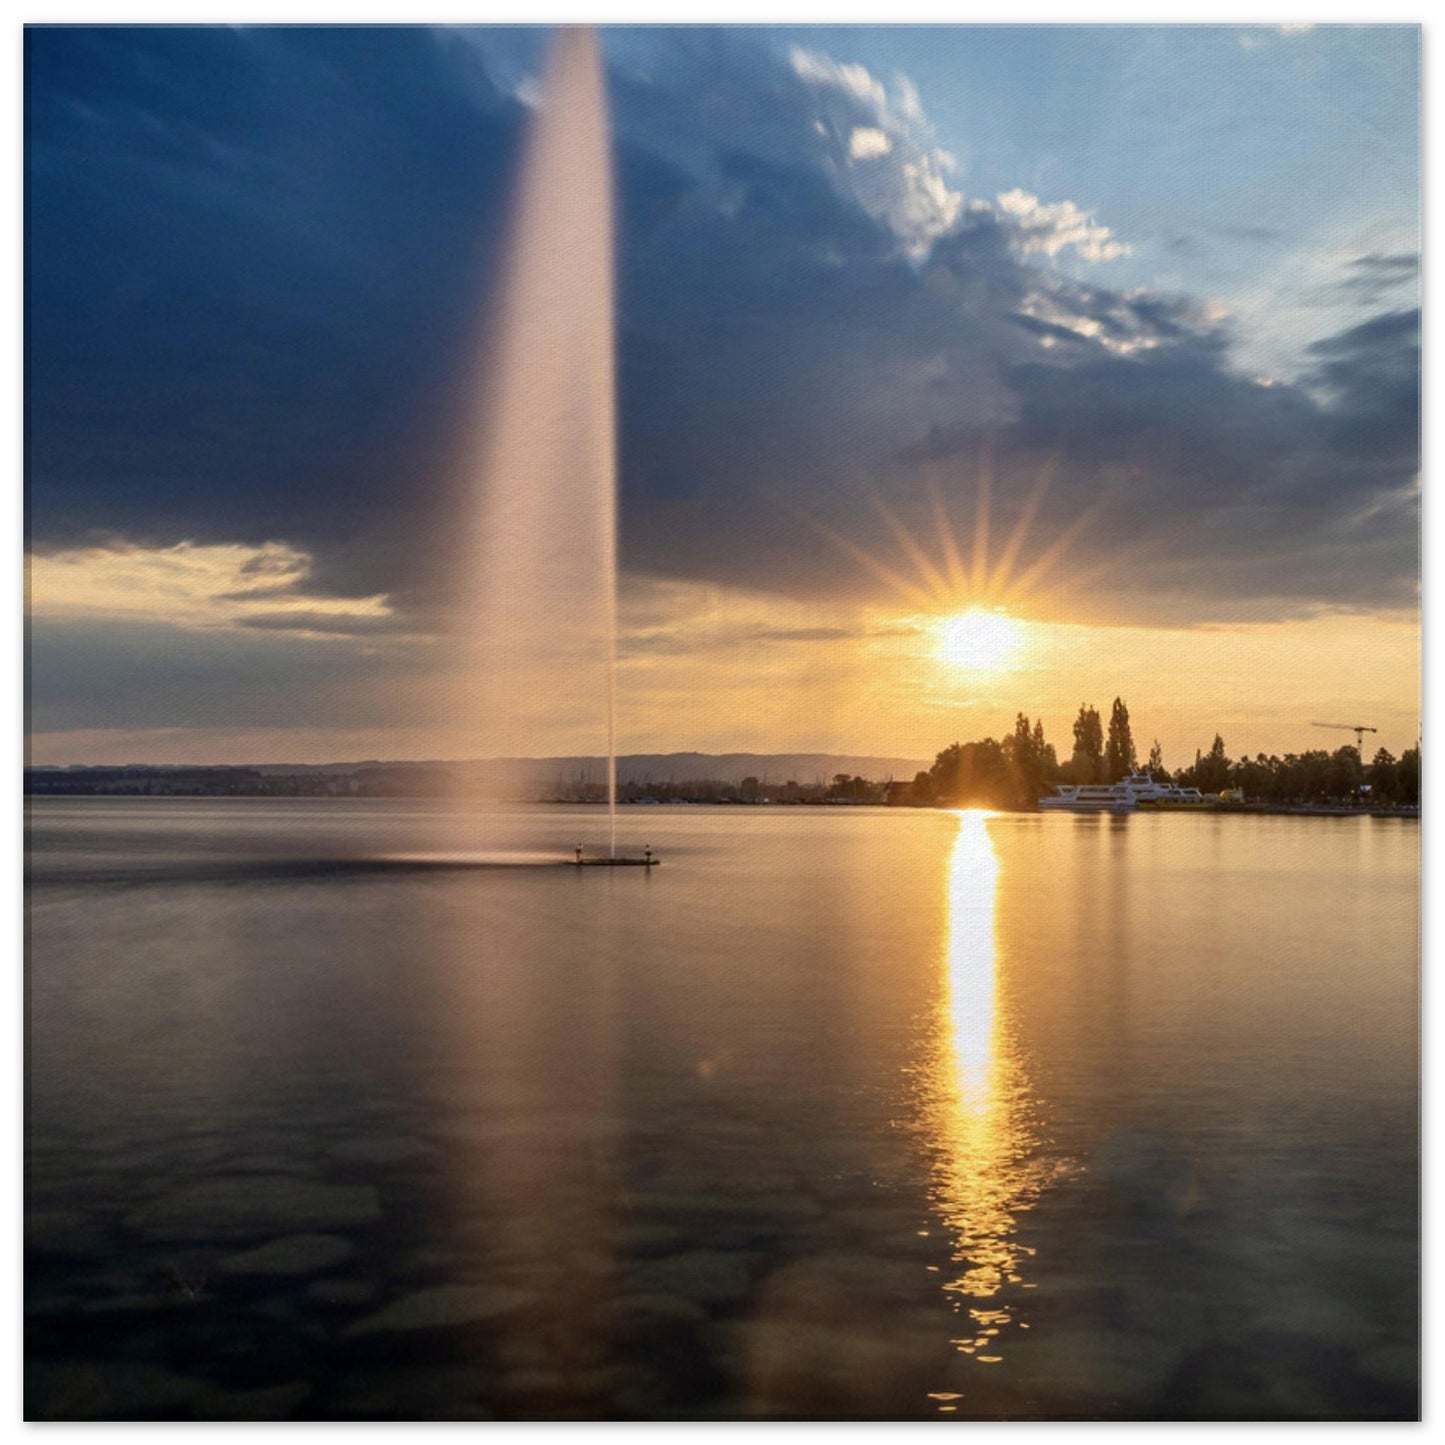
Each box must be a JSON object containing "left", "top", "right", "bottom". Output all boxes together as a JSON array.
[{"left": 937, "top": 609, "right": 1024, "bottom": 671}]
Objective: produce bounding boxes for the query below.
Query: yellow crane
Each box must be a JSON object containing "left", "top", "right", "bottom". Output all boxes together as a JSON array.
[{"left": 1312, "top": 721, "right": 1378, "bottom": 752}]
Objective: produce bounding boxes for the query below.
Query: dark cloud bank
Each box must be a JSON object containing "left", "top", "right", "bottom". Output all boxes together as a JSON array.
[{"left": 25, "top": 26, "right": 1419, "bottom": 629}]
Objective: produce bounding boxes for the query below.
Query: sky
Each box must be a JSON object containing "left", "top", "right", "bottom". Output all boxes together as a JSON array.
[{"left": 23, "top": 22, "right": 1420, "bottom": 768}]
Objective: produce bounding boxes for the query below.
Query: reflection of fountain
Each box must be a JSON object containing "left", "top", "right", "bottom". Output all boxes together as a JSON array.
[
  {"left": 454, "top": 27, "right": 624, "bottom": 858},
  {"left": 928, "top": 811, "right": 1041, "bottom": 1362}
]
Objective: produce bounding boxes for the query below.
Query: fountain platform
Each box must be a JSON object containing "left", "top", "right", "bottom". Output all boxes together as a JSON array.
[{"left": 570, "top": 856, "right": 658, "bottom": 867}]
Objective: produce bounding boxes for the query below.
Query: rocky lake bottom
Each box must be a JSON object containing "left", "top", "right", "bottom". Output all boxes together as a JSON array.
[
  {"left": 26, "top": 1096, "right": 1418, "bottom": 1421},
  {"left": 26, "top": 801, "right": 1420, "bottom": 1420}
]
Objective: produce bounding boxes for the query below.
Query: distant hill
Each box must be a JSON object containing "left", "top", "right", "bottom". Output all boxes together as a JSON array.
[
  {"left": 244, "top": 753, "right": 927, "bottom": 784},
  {"left": 553, "top": 753, "right": 927, "bottom": 785},
  {"left": 28, "top": 753, "right": 929, "bottom": 798}
]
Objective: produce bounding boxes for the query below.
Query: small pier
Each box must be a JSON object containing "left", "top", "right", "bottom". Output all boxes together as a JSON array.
[{"left": 569, "top": 845, "right": 658, "bottom": 867}]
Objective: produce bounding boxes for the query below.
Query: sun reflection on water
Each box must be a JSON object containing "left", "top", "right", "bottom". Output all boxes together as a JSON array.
[{"left": 929, "top": 810, "right": 1041, "bottom": 1363}]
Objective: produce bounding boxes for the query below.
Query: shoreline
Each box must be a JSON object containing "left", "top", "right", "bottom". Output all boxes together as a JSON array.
[{"left": 22, "top": 792, "right": 1420, "bottom": 819}]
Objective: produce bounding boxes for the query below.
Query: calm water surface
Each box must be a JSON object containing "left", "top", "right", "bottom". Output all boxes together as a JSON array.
[{"left": 25, "top": 800, "right": 1419, "bottom": 1420}]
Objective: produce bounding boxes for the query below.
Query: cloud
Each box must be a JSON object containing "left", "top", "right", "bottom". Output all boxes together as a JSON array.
[
  {"left": 1238, "top": 24, "right": 1315, "bottom": 51},
  {"left": 25, "top": 25, "right": 524, "bottom": 577},
  {"left": 994, "top": 188, "right": 1130, "bottom": 264},
  {"left": 848, "top": 126, "right": 891, "bottom": 160},
  {"left": 787, "top": 45, "right": 963, "bottom": 256},
  {"left": 1010, "top": 281, "right": 1199, "bottom": 357},
  {"left": 1208, "top": 215, "right": 1420, "bottom": 384},
  {"left": 27, "top": 540, "right": 399, "bottom": 632},
  {"left": 1314, "top": 251, "right": 1420, "bottom": 309},
  {"left": 1303, "top": 307, "right": 1420, "bottom": 457},
  {"left": 235, "top": 611, "right": 414, "bottom": 637},
  {"left": 23, "top": 24, "right": 1418, "bottom": 662},
  {"left": 1346, "top": 252, "right": 1418, "bottom": 275}
]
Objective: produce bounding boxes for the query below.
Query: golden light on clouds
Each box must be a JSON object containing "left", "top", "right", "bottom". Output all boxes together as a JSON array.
[
  {"left": 27, "top": 541, "right": 396, "bottom": 635},
  {"left": 23, "top": 536, "right": 1418, "bottom": 768}
]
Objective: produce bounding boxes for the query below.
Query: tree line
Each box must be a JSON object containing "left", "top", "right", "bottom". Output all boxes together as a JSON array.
[
  {"left": 901, "top": 698, "right": 1420, "bottom": 809},
  {"left": 1173, "top": 735, "right": 1419, "bottom": 808}
]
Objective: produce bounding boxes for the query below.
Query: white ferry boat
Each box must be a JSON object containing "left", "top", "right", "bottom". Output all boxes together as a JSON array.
[{"left": 1038, "top": 770, "right": 1207, "bottom": 812}]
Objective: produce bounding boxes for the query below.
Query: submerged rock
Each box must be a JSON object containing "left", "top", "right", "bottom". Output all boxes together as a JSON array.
[
  {"left": 616, "top": 1223, "right": 687, "bottom": 1258},
  {"left": 220, "top": 1234, "right": 354, "bottom": 1277},
  {"left": 326, "top": 1365, "right": 496, "bottom": 1420},
  {"left": 342, "top": 1283, "right": 536, "bottom": 1336},
  {"left": 328, "top": 1137, "right": 432, "bottom": 1167},
  {"left": 601, "top": 1292, "right": 709, "bottom": 1330},
  {"left": 124, "top": 1176, "right": 382, "bottom": 1242},
  {"left": 305, "top": 1277, "right": 378, "bottom": 1307},
  {"left": 625, "top": 1191, "right": 819, "bottom": 1223},
  {"left": 26, "top": 1209, "right": 111, "bottom": 1259},
  {"left": 195, "top": 1380, "right": 312, "bottom": 1421},
  {"left": 725, "top": 1317, "right": 940, "bottom": 1417},
  {"left": 1162, "top": 1332, "right": 1365, "bottom": 1420},
  {"left": 1356, "top": 1340, "right": 1419, "bottom": 1398},
  {"left": 627, "top": 1250, "right": 757, "bottom": 1308},
  {"left": 27, "top": 1360, "right": 210, "bottom": 1420},
  {"left": 1008, "top": 1324, "right": 1179, "bottom": 1409}
]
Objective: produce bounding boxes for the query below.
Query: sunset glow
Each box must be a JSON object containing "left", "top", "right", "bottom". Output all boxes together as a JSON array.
[
  {"left": 23, "top": 25, "right": 1419, "bottom": 775},
  {"left": 937, "top": 610, "right": 1024, "bottom": 673}
]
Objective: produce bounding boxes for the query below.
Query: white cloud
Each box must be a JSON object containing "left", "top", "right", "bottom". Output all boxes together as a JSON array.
[
  {"left": 787, "top": 48, "right": 1129, "bottom": 268},
  {"left": 789, "top": 48, "right": 889, "bottom": 111},
  {"left": 1239, "top": 24, "right": 1316, "bottom": 50},
  {"left": 994, "top": 188, "right": 1130, "bottom": 264},
  {"left": 1017, "top": 288, "right": 1164, "bottom": 357},
  {"left": 848, "top": 126, "right": 892, "bottom": 160},
  {"left": 788, "top": 46, "right": 963, "bottom": 258}
]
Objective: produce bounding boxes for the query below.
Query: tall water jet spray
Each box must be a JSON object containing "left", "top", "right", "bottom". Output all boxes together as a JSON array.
[{"left": 455, "top": 27, "right": 622, "bottom": 857}]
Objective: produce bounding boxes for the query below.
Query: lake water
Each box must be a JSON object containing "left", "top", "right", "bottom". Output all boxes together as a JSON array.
[{"left": 25, "top": 799, "right": 1420, "bottom": 1421}]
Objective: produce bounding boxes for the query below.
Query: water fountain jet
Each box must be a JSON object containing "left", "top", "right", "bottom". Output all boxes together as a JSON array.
[{"left": 443, "top": 26, "right": 654, "bottom": 868}]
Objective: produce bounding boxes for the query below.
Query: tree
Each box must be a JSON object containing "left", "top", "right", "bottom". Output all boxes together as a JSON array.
[
  {"left": 1005, "top": 712, "right": 1047, "bottom": 806},
  {"left": 1287, "top": 749, "right": 1332, "bottom": 804},
  {"left": 1147, "top": 739, "right": 1165, "bottom": 779},
  {"left": 1034, "top": 718, "right": 1059, "bottom": 780},
  {"left": 1195, "top": 734, "right": 1231, "bottom": 793},
  {"left": 1326, "top": 746, "right": 1362, "bottom": 803},
  {"left": 963, "top": 738, "right": 1013, "bottom": 807},
  {"left": 1368, "top": 748, "right": 1398, "bottom": 805},
  {"left": 928, "top": 738, "right": 1015, "bottom": 807},
  {"left": 1071, "top": 704, "right": 1104, "bottom": 783},
  {"left": 1234, "top": 753, "right": 1273, "bottom": 802},
  {"left": 1397, "top": 746, "right": 1420, "bottom": 806},
  {"left": 1104, "top": 697, "right": 1137, "bottom": 782},
  {"left": 928, "top": 744, "right": 964, "bottom": 800}
]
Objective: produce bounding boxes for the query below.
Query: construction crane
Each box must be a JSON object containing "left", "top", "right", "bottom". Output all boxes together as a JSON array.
[{"left": 1312, "top": 721, "right": 1379, "bottom": 752}]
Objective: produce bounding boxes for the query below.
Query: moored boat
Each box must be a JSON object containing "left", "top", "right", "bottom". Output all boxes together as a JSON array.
[
  {"left": 1038, "top": 785, "right": 1136, "bottom": 812},
  {"left": 1039, "top": 770, "right": 1217, "bottom": 813}
]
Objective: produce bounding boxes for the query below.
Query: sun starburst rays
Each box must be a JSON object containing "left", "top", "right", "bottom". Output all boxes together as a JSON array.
[
  {"left": 788, "top": 442, "right": 1110, "bottom": 684},
  {"left": 873, "top": 493, "right": 955, "bottom": 601},
  {"left": 821, "top": 447, "right": 1097, "bottom": 634}
]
